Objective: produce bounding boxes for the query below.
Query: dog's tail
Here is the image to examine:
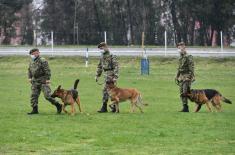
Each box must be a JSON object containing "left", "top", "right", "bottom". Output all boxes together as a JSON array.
[
  {"left": 138, "top": 94, "right": 148, "bottom": 106},
  {"left": 221, "top": 96, "right": 232, "bottom": 104},
  {"left": 74, "top": 79, "right": 80, "bottom": 89}
]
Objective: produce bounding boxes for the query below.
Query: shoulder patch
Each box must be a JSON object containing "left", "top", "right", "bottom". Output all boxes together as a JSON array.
[
  {"left": 40, "top": 57, "right": 47, "bottom": 62},
  {"left": 184, "top": 54, "right": 193, "bottom": 60},
  {"left": 111, "top": 55, "right": 118, "bottom": 59},
  {"left": 188, "top": 55, "right": 193, "bottom": 60},
  {"left": 187, "top": 55, "right": 193, "bottom": 58}
]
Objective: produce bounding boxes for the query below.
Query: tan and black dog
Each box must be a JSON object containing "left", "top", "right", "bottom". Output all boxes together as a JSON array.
[
  {"left": 185, "top": 89, "right": 232, "bottom": 112},
  {"left": 51, "top": 79, "right": 82, "bottom": 115},
  {"left": 106, "top": 80, "right": 148, "bottom": 113}
]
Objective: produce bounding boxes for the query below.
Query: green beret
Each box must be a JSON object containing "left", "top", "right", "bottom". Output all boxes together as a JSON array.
[
  {"left": 176, "top": 42, "right": 185, "bottom": 47},
  {"left": 29, "top": 48, "right": 39, "bottom": 54},
  {"left": 98, "top": 42, "right": 107, "bottom": 48}
]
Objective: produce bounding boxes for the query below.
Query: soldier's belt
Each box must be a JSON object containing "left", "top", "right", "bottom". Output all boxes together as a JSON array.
[
  {"left": 179, "top": 71, "right": 190, "bottom": 74},
  {"left": 31, "top": 80, "right": 47, "bottom": 84},
  {"left": 32, "top": 76, "right": 48, "bottom": 82},
  {"left": 32, "top": 74, "right": 47, "bottom": 78},
  {"left": 103, "top": 68, "right": 114, "bottom": 71}
]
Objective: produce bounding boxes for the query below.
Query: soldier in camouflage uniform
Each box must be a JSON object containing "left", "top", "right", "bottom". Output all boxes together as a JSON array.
[
  {"left": 95, "top": 42, "right": 119, "bottom": 113},
  {"left": 175, "top": 42, "right": 195, "bottom": 112},
  {"left": 27, "top": 48, "right": 62, "bottom": 115}
]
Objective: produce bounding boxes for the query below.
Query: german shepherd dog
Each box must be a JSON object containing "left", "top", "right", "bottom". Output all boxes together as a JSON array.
[
  {"left": 185, "top": 89, "right": 232, "bottom": 112},
  {"left": 106, "top": 80, "right": 148, "bottom": 113},
  {"left": 51, "top": 79, "right": 81, "bottom": 115}
]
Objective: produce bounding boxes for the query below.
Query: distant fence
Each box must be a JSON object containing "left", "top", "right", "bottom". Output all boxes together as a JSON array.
[
  {"left": 0, "top": 47, "right": 235, "bottom": 57},
  {"left": 34, "top": 31, "right": 229, "bottom": 55}
]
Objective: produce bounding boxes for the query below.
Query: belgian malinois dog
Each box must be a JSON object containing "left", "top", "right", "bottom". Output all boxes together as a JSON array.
[
  {"left": 106, "top": 80, "right": 148, "bottom": 113},
  {"left": 51, "top": 79, "right": 81, "bottom": 115},
  {"left": 185, "top": 89, "right": 232, "bottom": 112}
]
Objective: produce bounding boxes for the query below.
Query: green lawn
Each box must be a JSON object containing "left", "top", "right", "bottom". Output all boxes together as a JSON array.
[{"left": 0, "top": 56, "right": 234, "bottom": 155}]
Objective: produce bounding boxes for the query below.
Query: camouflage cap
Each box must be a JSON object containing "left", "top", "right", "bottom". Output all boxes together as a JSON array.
[
  {"left": 98, "top": 42, "right": 107, "bottom": 48},
  {"left": 29, "top": 48, "right": 39, "bottom": 54},
  {"left": 176, "top": 42, "right": 185, "bottom": 47}
]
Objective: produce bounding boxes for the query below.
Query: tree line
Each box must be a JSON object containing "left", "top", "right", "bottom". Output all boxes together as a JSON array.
[{"left": 0, "top": 0, "right": 234, "bottom": 46}]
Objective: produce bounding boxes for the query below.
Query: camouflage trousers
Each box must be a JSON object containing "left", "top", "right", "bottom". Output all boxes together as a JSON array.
[
  {"left": 102, "top": 83, "right": 109, "bottom": 104},
  {"left": 30, "top": 82, "right": 59, "bottom": 108},
  {"left": 101, "top": 75, "right": 117, "bottom": 104},
  {"left": 179, "top": 80, "right": 191, "bottom": 105}
]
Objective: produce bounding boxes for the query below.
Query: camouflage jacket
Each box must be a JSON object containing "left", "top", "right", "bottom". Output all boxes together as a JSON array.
[
  {"left": 96, "top": 51, "right": 119, "bottom": 80},
  {"left": 176, "top": 53, "right": 195, "bottom": 82},
  {"left": 28, "top": 56, "right": 51, "bottom": 83}
]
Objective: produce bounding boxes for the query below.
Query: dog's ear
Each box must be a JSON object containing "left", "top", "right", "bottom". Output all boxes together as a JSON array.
[{"left": 57, "top": 85, "right": 61, "bottom": 90}]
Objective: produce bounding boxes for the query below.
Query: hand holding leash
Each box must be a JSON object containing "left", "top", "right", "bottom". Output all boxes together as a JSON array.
[
  {"left": 113, "top": 78, "right": 117, "bottom": 83},
  {"left": 191, "top": 75, "right": 195, "bottom": 83},
  {"left": 96, "top": 76, "right": 105, "bottom": 85},
  {"left": 175, "top": 77, "right": 179, "bottom": 85},
  {"left": 95, "top": 76, "right": 99, "bottom": 82}
]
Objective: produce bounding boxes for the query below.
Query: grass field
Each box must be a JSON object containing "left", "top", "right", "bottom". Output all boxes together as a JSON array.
[{"left": 0, "top": 56, "right": 235, "bottom": 155}]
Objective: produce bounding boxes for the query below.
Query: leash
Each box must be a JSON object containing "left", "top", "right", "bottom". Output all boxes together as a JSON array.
[{"left": 96, "top": 77, "right": 117, "bottom": 86}]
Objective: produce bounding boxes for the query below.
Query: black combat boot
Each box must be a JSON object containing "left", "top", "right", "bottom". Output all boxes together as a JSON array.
[
  {"left": 98, "top": 103, "right": 108, "bottom": 113},
  {"left": 55, "top": 103, "right": 62, "bottom": 114},
  {"left": 109, "top": 104, "right": 116, "bottom": 113},
  {"left": 179, "top": 104, "right": 189, "bottom": 112},
  {"left": 27, "top": 106, "right": 39, "bottom": 115}
]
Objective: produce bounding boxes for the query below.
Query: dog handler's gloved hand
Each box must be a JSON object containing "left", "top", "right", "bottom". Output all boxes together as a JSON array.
[
  {"left": 175, "top": 77, "right": 179, "bottom": 85},
  {"left": 112, "top": 74, "right": 118, "bottom": 83},
  {"left": 191, "top": 74, "right": 195, "bottom": 83},
  {"left": 112, "top": 78, "right": 117, "bottom": 83}
]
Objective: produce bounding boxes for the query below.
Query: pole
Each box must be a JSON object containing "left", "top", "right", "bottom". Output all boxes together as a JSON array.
[
  {"left": 164, "top": 31, "right": 167, "bottom": 56},
  {"left": 141, "top": 32, "right": 145, "bottom": 48},
  {"left": 33, "top": 30, "right": 37, "bottom": 46},
  {"left": 51, "top": 31, "right": 54, "bottom": 54},
  {"left": 220, "top": 31, "right": 223, "bottom": 52},
  {"left": 140, "top": 31, "right": 149, "bottom": 75},
  {"left": 104, "top": 31, "right": 107, "bottom": 43},
  {"left": 85, "top": 48, "right": 88, "bottom": 67},
  {"left": 76, "top": 23, "right": 79, "bottom": 44},
  {"left": 73, "top": 0, "right": 77, "bottom": 44},
  {"left": 141, "top": 32, "right": 145, "bottom": 57}
]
